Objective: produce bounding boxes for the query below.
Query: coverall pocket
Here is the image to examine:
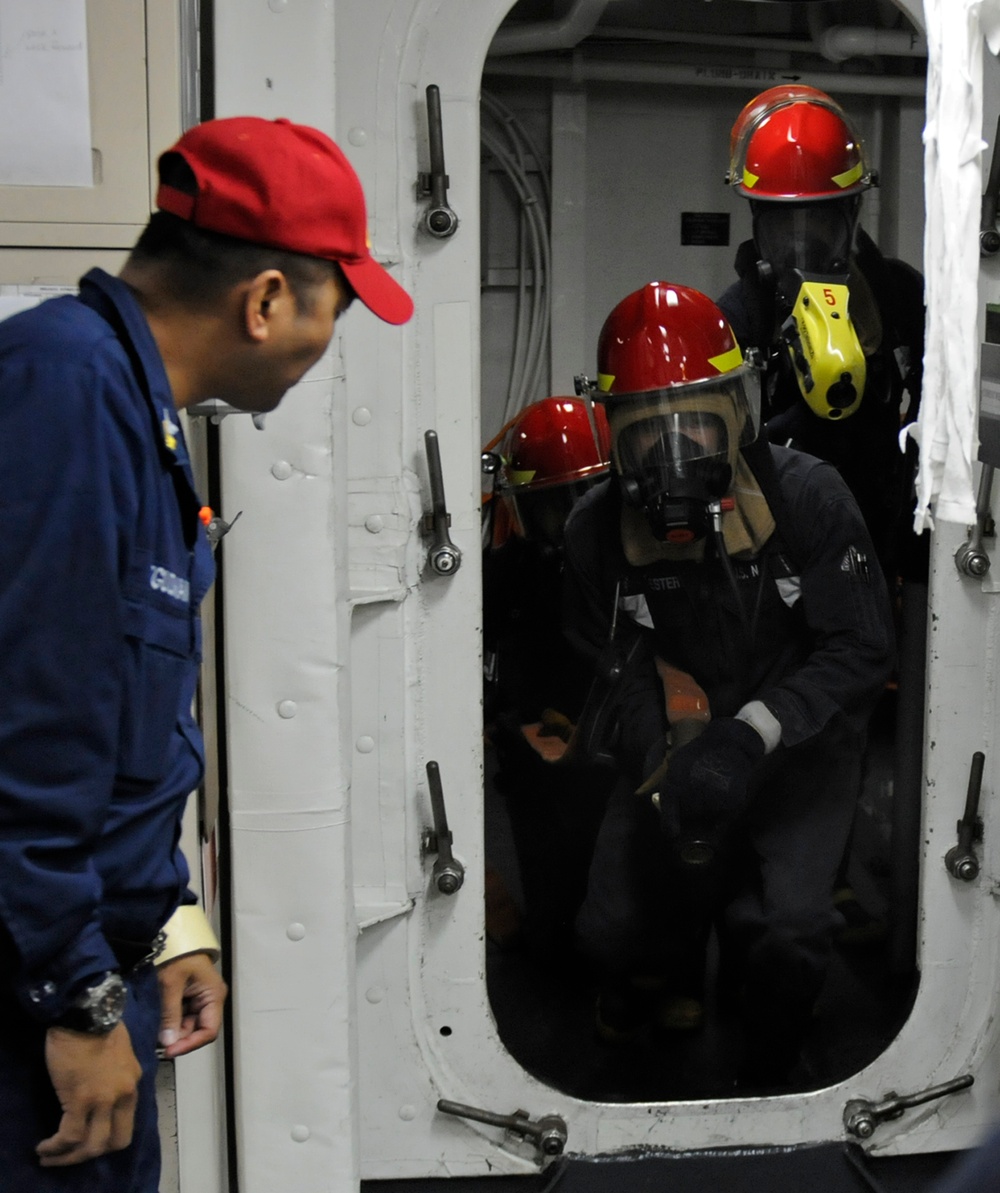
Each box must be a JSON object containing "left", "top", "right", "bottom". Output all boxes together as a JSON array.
[
  {"left": 117, "top": 596, "right": 192, "bottom": 782},
  {"left": 847, "top": 574, "right": 892, "bottom": 654}
]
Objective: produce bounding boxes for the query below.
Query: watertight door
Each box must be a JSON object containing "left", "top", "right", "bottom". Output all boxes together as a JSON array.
[{"left": 209, "top": 1, "right": 1000, "bottom": 1188}]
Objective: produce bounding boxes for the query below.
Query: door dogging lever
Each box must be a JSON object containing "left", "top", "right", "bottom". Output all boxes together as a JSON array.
[
  {"left": 945, "top": 751, "right": 985, "bottom": 882},
  {"left": 422, "top": 430, "right": 462, "bottom": 577},
  {"left": 422, "top": 761, "right": 464, "bottom": 895},
  {"left": 418, "top": 84, "right": 459, "bottom": 238},
  {"left": 437, "top": 1099, "right": 568, "bottom": 1157},
  {"left": 844, "top": 1074, "right": 974, "bottom": 1139},
  {"left": 955, "top": 465, "right": 994, "bottom": 578}
]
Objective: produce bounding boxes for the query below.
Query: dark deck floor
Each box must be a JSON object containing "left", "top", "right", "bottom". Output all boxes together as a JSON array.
[{"left": 483, "top": 689, "right": 919, "bottom": 1102}]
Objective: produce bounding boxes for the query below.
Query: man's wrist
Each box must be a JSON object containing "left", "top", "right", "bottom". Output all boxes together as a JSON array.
[
  {"left": 156, "top": 904, "right": 221, "bottom": 967},
  {"left": 51, "top": 971, "right": 127, "bottom": 1035},
  {"left": 734, "top": 700, "right": 782, "bottom": 754}
]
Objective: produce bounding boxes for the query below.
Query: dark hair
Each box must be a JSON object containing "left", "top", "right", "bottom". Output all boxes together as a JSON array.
[{"left": 129, "top": 155, "right": 356, "bottom": 312}]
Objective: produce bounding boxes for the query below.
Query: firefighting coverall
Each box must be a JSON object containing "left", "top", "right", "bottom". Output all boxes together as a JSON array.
[{"left": 563, "top": 442, "right": 894, "bottom": 1078}]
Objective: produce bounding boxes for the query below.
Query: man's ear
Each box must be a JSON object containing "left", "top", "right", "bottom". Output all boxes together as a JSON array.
[{"left": 242, "top": 270, "right": 290, "bottom": 343}]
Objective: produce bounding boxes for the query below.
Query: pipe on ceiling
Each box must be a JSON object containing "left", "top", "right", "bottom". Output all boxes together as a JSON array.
[
  {"left": 591, "top": 25, "right": 926, "bottom": 61},
  {"left": 807, "top": 6, "right": 927, "bottom": 63},
  {"left": 815, "top": 25, "right": 926, "bottom": 62},
  {"left": 488, "top": 0, "right": 611, "bottom": 57},
  {"left": 483, "top": 54, "right": 926, "bottom": 97},
  {"left": 488, "top": 2, "right": 927, "bottom": 65}
]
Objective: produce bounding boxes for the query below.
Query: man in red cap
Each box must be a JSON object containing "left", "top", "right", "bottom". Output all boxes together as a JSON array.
[{"left": 0, "top": 116, "right": 412, "bottom": 1190}]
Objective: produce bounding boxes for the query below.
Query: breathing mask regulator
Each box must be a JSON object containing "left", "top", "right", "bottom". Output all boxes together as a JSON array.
[{"left": 727, "top": 84, "right": 876, "bottom": 421}]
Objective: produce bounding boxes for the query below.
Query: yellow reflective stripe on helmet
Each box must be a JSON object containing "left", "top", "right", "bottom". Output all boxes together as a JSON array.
[
  {"left": 598, "top": 372, "right": 615, "bottom": 392},
  {"left": 708, "top": 344, "right": 743, "bottom": 374},
  {"left": 742, "top": 168, "right": 759, "bottom": 189},
  {"left": 508, "top": 469, "right": 537, "bottom": 485},
  {"left": 832, "top": 161, "right": 863, "bottom": 189}
]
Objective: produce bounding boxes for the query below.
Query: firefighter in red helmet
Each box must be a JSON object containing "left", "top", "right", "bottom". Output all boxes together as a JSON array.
[
  {"left": 721, "top": 85, "right": 928, "bottom": 957},
  {"left": 564, "top": 282, "right": 894, "bottom": 1088},
  {"left": 493, "top": 396, "right": 611, "bottom": 549},
  {"left": 482, "top": 397, "right": 614, "bottom": 958},
  {"left": 718, "top": 84, "right": 926, "bottom": 583}
]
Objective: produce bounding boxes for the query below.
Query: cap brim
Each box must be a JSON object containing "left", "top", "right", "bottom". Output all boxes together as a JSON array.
[{"left": 341, "top": 256, "right": 414, "bottom": 325}]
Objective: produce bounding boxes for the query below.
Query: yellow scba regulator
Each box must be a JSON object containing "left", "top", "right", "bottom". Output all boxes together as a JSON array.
[{"left": 780, "top": 279, "right": 866, "bottom": 419}]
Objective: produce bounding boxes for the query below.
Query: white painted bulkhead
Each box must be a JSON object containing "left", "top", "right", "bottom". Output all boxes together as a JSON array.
[{"left": 203, "top": 1, "right": 1000, "bottom": 1190}]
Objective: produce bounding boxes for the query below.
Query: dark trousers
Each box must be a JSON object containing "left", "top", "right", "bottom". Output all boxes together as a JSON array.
[
  {"left": 576, "top": 719, "right": 862, "bottom": 1066},
  {"left": 930, "top": 1125, "right": 1000, "bottom": 1193},
  {"left": 493, "top": 722, "right": 613, "bottom": 953},
  {"left": 0, "top": 965, "right": 162, "bottom": 1192}
]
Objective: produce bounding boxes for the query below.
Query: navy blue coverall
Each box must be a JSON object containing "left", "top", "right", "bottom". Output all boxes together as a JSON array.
[
  {"left": 0, "top": 269, "right": 214, "bottom": 1189},
  {"left": 564, "top": 445, "right": 894, "bottom": 1079}
]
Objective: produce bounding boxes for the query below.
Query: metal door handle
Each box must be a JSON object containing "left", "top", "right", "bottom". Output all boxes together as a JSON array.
[
  {"left": 982, "top": 112, "right": 1000, "bottom": 255},
  {"left": 421, "top": 761, "right": 464, "bottom": 894},
  {"left": 422, "top": 430, "right": 462, "bottom": 576},
  {"left": 844, "top": 1074, "right": 974, "bottom": 1138},
  {"left": 437, "top": 1099, "right": 568, "bottom": 1157},
  {"left": 945, "top": 752, "right": 985, "bottom": 881},
  {"left": 418, "top": 84, "right": 459, "bottom": 238},
  {"left": 955, "top": 466, "right": 994, "bottom": 578}
]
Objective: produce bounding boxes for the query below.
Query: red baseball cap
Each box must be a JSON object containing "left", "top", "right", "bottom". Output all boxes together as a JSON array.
[{"left": 156, "top": 116, "right": 413, "bottom": 325}]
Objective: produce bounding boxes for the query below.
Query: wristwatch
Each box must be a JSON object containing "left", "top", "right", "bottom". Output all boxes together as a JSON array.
[{"left": 52, "top": 972, "right": 128, "bottom": 1035}]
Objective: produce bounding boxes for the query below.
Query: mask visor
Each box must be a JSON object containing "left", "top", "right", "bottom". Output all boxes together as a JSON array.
[
  {"left": 609, "top": 368, "right": 762, "bottom": 540},
  {"left": 752, "top": 198, "right": 859, "bottom": 305},
  {"left": 610, "top": 366, "right": 762, "bottom": 472},
  {"left": 507, "top": 477, "right": 604, "bottom": 547}
]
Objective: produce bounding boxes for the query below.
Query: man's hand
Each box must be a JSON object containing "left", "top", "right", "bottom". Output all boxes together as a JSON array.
[
  {"left": 37, "top": 1022, "right": 142, "bottom": 1167},
  {"left": 157, "top": 952, "right": 227, "bottom": 1058},
  {"left": 663, "top": 716, "right": 766, "bottom": 827}
]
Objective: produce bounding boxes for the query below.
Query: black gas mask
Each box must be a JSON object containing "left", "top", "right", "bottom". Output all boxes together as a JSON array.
[
  {"left": 750, "top": 198, "right": 867, "bottom": 419},
  {"left": 751, "top": 197, "right": 859, "bottom": 308},
  {"left": 615, "top": 412, "right": 732, "bottom": 544}
]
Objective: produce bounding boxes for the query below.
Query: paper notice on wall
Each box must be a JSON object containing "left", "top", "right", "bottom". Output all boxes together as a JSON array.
[
  {"left": 0, "top": 284, "right": 75, "bottom": 323},
  {"left": 0, "top": 0, "right": 92, "bottom": 187}
]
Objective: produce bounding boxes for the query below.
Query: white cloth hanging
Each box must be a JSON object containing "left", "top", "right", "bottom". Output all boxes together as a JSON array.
[{"left": 907, "top": 0, "right": 1000, "bottom": 531}]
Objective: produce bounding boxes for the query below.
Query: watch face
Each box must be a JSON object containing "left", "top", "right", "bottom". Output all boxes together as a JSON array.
[
  {"left": 89, "top": 973, "right": 128, "bottom": 1030},
  {"left": 58, "top": 973, "right": 128, "bottom": 1034}
]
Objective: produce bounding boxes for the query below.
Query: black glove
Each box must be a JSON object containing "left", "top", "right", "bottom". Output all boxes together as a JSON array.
[{"left": 662, "top": 717, "right": 766, "bottom": 828}]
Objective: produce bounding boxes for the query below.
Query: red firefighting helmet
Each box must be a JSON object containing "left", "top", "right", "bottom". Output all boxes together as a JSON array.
[
  {"left": 595, "top": 283, "right": 754, "bottom": 408},
  {"left": 593, "top": 281, "right": 761, "bottom": 475},
  {"left": 592, "top": 283, "right": 762, "bottom": 543},
  {"left": 727, "top": 85, "right": 873, "bottom": 201},
  {"left": 497, "top": 397, "right": 611, "bottom": 545},
  {"left": 501, "top": 397, "right": 610, "bottom": 491}
]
